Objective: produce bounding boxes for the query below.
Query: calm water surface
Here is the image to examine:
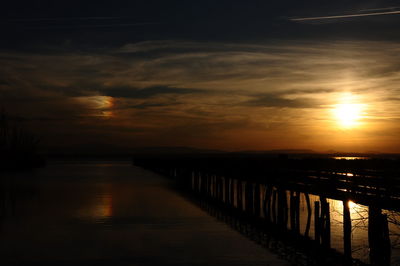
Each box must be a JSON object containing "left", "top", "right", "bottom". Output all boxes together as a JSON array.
[{"left": 0, "top": 162, "right": 288, "bottom": 266}]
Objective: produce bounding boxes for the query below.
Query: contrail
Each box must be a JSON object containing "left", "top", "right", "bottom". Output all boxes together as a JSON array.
[{"left": 291, "top": 10, "right": 400, "bottom": 22}]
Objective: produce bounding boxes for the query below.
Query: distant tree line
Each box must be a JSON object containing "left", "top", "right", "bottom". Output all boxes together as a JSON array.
[{"left": 0, "top": 109, "right": 44, "bottom": 170}]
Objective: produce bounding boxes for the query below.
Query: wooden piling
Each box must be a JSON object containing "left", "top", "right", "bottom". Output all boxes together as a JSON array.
[
  {"left": 290, "top": 191, "right": 296, "bottom": 231},
  {"left": 319, "top": 197, "right": 331, "bottom": 249},
  {"left": 230, "top": 179, "right": 235, "bottom": 208},
  {"left": 272, "top": 189, "right": 277, "bottom": 224},
  {"left": 224, "top": 177, "right": 228, "bottom": 203},
  {"left": 314, "top": 201, "right": 320, "bottom": 245},
  {"left": 369, "top": 206, "right": 391, "bottom": 266},
  {"left": 343, "top": 200, "right": 352, "bottom": 264},
  {"left": 208, "top": 174, "right": 211, "bottom": 198},
  {"left": 294, "top": 192, "right": 300, "bottom": 234},
  {"left": 254, "top": 183, "right": 260, "bottom": 217},
  {"left": 237, "top": 180, "right": 243, "bottom": 211},
  {"left": 263, "top": 185, "right": 272, "bottom": 223},
  {"left": 277, "top": 189, "right": 287, "bottom": 230},
  {"left": 304, "top": 193, "right": 311, "bottom": 238},
  {"left": 245, "top": 182, "right": 254, "bottom": 215}
]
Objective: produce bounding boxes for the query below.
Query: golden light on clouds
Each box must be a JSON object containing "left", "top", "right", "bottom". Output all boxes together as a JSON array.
[
  {"left": 75, "top": 96, "right": 114, "bottom": 117},
  {"left": 3, "top": 40, "right": 400, "bottom": 153}
]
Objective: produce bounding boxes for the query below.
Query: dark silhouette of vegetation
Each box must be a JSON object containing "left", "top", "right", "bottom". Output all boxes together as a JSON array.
[{"left": 0, "top": 109, "right": 44, "bottom": 170}]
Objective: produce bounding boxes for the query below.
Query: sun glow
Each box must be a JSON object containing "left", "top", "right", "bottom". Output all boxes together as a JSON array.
[
  {"left": 75, "top": 96, "right": 114, "bottom": 117},
  {"left": 348, "top": 200, "right": 356, "bottom": 209},
  {"left": 333, "top": 94, "right": 364, "bottom": 128}
]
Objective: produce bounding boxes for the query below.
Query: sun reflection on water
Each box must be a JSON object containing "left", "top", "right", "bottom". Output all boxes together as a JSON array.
[
  {"left": 93, "top": 193, "right": 113, "bottom": 219},
  {"left": 77, "top": 191, "right": 113, "bottom": 222}
]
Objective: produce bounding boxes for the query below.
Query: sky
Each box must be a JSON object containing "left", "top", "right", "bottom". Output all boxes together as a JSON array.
[{"left": 1, "top": 0, "right": 400, "bottom": 153}]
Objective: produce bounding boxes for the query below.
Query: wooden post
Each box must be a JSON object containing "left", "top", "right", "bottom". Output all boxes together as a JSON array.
[
  {"left": 219, "top": 176, "right": 223, "bottom": 202},
  {"left": 216, "top": 175, "right": 219, "bottom": 200},
  {"left": 277, "top": 189, "right": 287, "bottom": 230},
  {"left": 237, "top": 180, "right": 242, "bottom": 211},
  {"left": 209, "top": 174, "right": 212, "bottom": 198},
  {"left": 208, "top": 174, "right": 211, "bottom": 198},
  {"left": 343, "top": 200, "right": 352, "bottom": 264},
  {"left": 212, "top": 175, "right": 216, "bottom": 198},
  {"left": 196, "top": 172, "right": 201, "bottom": 193},
  {"left": 295, "top": 192, "right": 300, "bottom": 234},
  {"left": 191, "top": 171, "right": 195, "bottom": 190},
  {"left": 290, "top": 191, "right": 296, "bottom": 231},
  {"left": 314, "top": 201, "right": 320, "bottom": 245},
  {"left": 304, "top": 193, "right": 312, "bottom": 238},
  {"left": 382, "top": 214, "right": 391, "bottom": 265},
  {"left": 324, "top": 202, "right": 331, "bottom": 248},
  {"left": 200, "top": 173, "right": 206, "bottom": 196},
  {"left": 221, "top": 177, "right": 224, "bottom": 203},
  {"left": 250, "top": 182, "right": 254, "bottom": 215},
  {"left": 263, "top": 185, "right": 272, "bottom": 223},
  {"left": 216, "top": 176, "right": 219, "bottom": 201},
  {"left": 272, "top": 189, "right": 277, "bottom": 224},
  {"left": 197, "top": 172, "right": 200, "bottom": 192},
  {"left": 369, "top": 206, "right": 391, "bottom": 266},
  {"left": 254, "top": 183, "right": 260, "bottom": 217},
  {"left": 283, "top": 191, "right": 288, "bottom": 228},
  {"left": 214, "top": 175, "right": 217, "bottom": 199},
  {"left": 230, "top": 179, "right": 235, "bottom": 208},
  {"left": 241, "top": 181, "right": 245, "bottom": 212},
  {"left": 318, "top": 197, "right": 330, "bottom": 248},
  {"left": 245, "top": 182, "right": 254, "bottom": 215},
  {"left": 225, "top": 177, "right": 230, "bottom": 204}
]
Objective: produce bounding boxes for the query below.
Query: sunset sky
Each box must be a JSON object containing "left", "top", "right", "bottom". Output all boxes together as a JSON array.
[{"left": 1, "top": 1, "right": 400, "bottom": 153}]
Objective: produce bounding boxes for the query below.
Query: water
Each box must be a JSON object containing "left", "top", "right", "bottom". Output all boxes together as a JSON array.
[
  {"left": 0, "top": 162, "right": 288, "bottom": 266},
  {"left": 257, "top": 186, "right": 400, "bottom": 265},
  {"left": 332, "top": 156, "right": 370, "bottom": 160},
  {"left": 325, "top": 199, "right": 400, "bottom": 265}
]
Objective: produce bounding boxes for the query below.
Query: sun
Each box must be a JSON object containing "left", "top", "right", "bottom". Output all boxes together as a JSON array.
[
  {"left": 334, "top": 103, "right": 362, "bottom": 128},
  {"left": 332, "top": 93, "right": 364, "bottom": 128}
]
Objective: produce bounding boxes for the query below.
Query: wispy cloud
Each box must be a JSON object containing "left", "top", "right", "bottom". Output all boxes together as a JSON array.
[
  {"left": 101, "top": 86, "right": 202, "bottom": 99},
  {"left": 2, "top": 40, "right": 400, "bottom": 152},
  {"left": 245, "top": 94, "right": 318, "bottom": 109}
]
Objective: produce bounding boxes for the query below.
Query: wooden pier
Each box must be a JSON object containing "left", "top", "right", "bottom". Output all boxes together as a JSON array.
[{"left": 134, "top": 155, "right": 400, "bottom": 265}]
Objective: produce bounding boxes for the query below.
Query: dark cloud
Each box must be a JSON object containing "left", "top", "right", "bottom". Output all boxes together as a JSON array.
[
  {"left": 245, "top": 94, "right": 318, "bottom": 109},
  {"left": 0, "top": 79, "right": 9, "bottom": 85},
  {"left": 130, "top": 102, "right": 174, "bottom": 110},
  {"left": 101, "top": 86, "right": 203, "bottom": 99},
  {"left": 1, "top": 0, "right": 399, "bottom": 54}
]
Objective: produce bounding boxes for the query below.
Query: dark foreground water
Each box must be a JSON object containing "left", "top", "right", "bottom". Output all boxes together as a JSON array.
[{"left": 0, "top": 162, "right": 288, "bottom": 266}]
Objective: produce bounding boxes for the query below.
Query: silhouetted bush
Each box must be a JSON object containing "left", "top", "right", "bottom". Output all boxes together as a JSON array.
[{"left": 0, "top": 109, "right": 44, "bottom": 170}]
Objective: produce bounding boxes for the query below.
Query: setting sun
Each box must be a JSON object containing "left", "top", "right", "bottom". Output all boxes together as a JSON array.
[
  {"left": 332, "top": 94, "right": 365, "bottom": 128},
  {"left": 334, "top": 103, "right": 362, "bottom": 128}
]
